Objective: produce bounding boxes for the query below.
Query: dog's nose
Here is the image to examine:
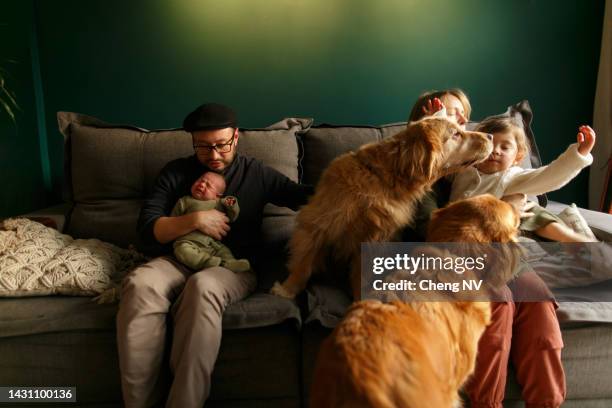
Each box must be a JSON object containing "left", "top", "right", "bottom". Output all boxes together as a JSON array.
[{"left": 487, "top": 134, "right": 493, "bottom": 140}]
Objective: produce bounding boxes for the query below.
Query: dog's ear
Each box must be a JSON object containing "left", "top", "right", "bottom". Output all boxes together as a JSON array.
[
  {"left": 475, "top": 195, "right": 520, "bottom": 243},
  {"left": 427, "top": 203, "right": 486, "bottom": 243},
  {"left": 429, "top": 195, "right": 519, "bottom": 244},
  {"left": 396, "top": 120, "right": 444, "bottom": 182}
]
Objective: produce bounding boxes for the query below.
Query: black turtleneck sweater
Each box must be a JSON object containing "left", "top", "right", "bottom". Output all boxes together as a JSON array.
[{"left": 137, "top": 154, "right": 313, "bottom": 260}]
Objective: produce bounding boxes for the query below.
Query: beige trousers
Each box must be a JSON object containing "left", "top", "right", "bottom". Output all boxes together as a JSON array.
[{"left": 116, "top": 256, "right": 256, "bottom": 408}]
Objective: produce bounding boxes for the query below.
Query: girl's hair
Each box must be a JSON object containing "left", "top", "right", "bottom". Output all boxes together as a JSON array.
[
  {"left": 476, "top": 116, "right": 530, "bottom": 163},
  {"left": 408, "top": 88, "right": 472, "bottom": 122}
]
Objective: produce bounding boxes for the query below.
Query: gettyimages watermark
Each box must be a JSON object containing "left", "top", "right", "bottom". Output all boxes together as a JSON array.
[{"left": 361, "top": 242, "right": 612, "bottom": 302}]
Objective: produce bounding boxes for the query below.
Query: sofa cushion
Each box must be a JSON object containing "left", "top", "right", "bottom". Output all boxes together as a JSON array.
[
  {"left": 379, "top": 122, "right": 407, "bottom": 139},
  {"left": 0, "top": 292, "right": 301, "bottom": 339},
  {"left": 57, "top": 112, "right": 311, "bottom": 248},
  {"left": 0, "top": 218, "right": 145, "bottom": 298},
  {"left": 303, "top": 282, "right": 612, "bottom": 327},
  {"left": 238, "top": 118, "right": 313, "bottom": 183},
  {"left": 304, "top": 284, "right": 351, "bottom": 328},
  {"left": 240, "top": 118, "right": 311, "bottom": 218},
  {"left": 209, "top": 324, "right": 302, "bottom": 403},
  {"left": 299, "top": 122, "right": 424, "bottom": 187},
  {"left": 222, "top": 293, "right": 301, "bottom": 330},
  {"left": 0, "top": 331, "right": 123, "bottom": 405},
  {"left": 0, "top": 297, "right": 117, "bottom": 338},
  {"left": 300, "top": 125, "right": 381, "bottom": 186},
  {"left": 0, "top": 325, "right": 303, "bottom": 407}
]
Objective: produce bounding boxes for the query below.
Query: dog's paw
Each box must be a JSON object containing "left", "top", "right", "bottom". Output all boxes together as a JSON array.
[{"left": 270, "top": 282, "right": 296, "bottom": 299}]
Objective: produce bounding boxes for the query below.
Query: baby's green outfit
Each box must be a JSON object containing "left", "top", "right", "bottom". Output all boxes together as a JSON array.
[{"left": 171, "top": 196, "right": 250, "bottom": 273}]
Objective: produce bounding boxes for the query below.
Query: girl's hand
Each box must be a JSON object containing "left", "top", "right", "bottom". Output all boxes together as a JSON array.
[
  {"left": 422, "top": 97, "right": 445, "bottom": 117},
  {"left": 577, "top": 125, "right": 596, "bottom": 156},
  {"left": 501, "top": 193, "right": 536, "bottom": 218}
]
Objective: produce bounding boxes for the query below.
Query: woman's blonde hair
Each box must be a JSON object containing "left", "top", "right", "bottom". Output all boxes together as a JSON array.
[
  {"left": 476, "top": 117, "right": 530, "bottom": 163},
  {"left": 408, "top": 88, "right": 472, "bottom": 122}
]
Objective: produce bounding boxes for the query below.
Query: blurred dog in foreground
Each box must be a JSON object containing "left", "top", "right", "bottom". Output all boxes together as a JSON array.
[{"left": 309, "top": 195, "right": 521, "bottom": 408}]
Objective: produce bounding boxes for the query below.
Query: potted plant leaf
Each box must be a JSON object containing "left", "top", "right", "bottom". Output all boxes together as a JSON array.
[{"left": 0, "top": 64, "right": 19, "bottom": 123}]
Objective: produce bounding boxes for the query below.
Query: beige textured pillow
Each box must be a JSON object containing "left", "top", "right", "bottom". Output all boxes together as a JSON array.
[
  {"left": 557, "top": 203, "right": 598, "bottom": 241},
  {"left": 0, "top": 218, "right": 145, "bottom": 297}
]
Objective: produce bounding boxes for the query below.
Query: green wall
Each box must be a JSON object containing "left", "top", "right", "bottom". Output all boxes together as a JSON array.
[
  {"left": 0, "top": 1, "right": 47, "bottom": 217},
  {"left": 1, "top": 0, "right": 606, "bottom": 216}
]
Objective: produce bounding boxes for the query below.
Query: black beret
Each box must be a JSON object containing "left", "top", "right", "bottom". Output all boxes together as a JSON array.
[{"left": 183, "top": 103, "right": 237, "bottom": 132}]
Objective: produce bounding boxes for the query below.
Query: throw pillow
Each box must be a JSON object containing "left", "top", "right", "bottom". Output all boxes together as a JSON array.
[
  {"left": 0, "top": 218, "right": 146, "bottom": 298},
  {"left": 557, "top": 203, "right": 598, "bottom": 241}
]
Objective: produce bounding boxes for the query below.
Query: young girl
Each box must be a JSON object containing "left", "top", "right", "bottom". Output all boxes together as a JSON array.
[
  {"left": 449, "top": 116, "right": 596, "bottom": 242},
  {"left": 408, "top": 89, "right": 567, "bottom": 408}
]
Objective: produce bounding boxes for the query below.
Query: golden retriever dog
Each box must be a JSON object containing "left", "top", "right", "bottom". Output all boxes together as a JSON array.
[
  {"left": 271, "top": 117, "right": 493, "bottom": 299},
  {"left": 309, "top": 195, "right": 521, "bottom": 408}
]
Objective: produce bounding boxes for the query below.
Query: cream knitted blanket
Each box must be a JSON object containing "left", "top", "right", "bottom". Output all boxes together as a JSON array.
[{"left": 0, "top": 218, "right": 146, "bottom": 300}]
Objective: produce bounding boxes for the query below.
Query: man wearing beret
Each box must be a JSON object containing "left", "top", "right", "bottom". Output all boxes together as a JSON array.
[{"left": 117, "top": 103, "right": 313, "bottom": 407}]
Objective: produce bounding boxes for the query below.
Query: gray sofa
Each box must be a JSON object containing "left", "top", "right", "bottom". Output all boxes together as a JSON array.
[{"left": 1, "top": 112, "right": 612, "bottom": 407}]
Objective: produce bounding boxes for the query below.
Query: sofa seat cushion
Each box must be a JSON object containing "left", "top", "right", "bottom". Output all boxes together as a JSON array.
[
  {"left": 210, "top": 324, "right": 301, "bottom": 403},
  {"left": 0, "top": 293, "right": 301, "bottom": 338},
  {"left": 0, "top": 297, "right": 117, "bottom": 338},
  {"left": 0, "top": 330, "right": 123, "bottom": 405},
  {"left": 0, "top": 325, "right": 302, "bottom": 407},
  {"left": 222, "top": 293, "right": 301, "bottom": 330},
  {"left": 304, "top": 282, "right": 612, "bottom": 328},
  {"left": 304, "top": 284, "right": 351, "bottom": 329},
  {"left": 556, "top": 293, "right": 612, "bottom": 324}
]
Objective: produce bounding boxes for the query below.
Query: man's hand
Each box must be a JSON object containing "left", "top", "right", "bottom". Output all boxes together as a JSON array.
[
  {"left": 577, "top": 125, "right": 596, "bottom": 156},
  {"left": 192, "top": 209, "right": 230, "bottom": 241},
  {"left": 153, "top": 210, "right": 230, "bottom": 244},
  {"left": 501, "top": 193, "right": 536, "bottom": 218}
]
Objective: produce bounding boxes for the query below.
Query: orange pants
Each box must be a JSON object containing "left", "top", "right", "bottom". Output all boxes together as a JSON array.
[{"left": 466, "top": 274, "right": 566, "bottom": 408}]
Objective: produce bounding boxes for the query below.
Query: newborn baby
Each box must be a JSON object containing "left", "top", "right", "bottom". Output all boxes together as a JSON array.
[{"left": 171, "top": 171, "right": 250, "bottom": 273}]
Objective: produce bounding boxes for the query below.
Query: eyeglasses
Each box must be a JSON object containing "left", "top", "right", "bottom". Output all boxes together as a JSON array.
[{"left": 193, "top": 134, "right": 235, "bottom": 154}]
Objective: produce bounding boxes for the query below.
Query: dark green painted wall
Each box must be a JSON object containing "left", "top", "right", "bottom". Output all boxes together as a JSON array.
[
  {"left": 1, "top": 0, "right": 606, "bottom": 216},
  {"left": 0, "top": 1, "right": 47, "bottom": 217}
]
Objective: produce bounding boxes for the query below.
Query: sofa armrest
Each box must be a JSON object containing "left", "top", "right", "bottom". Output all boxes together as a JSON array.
[
  {"left": 547, "top": 201, "right": 612, "bottom": 241},
  {"left": 20, "top": 203, "right": 71, "bottom": 233}
]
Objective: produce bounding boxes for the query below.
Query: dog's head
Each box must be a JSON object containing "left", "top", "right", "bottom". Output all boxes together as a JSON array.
[
  {"left": 426, "top": 195, "right": 522, "bottom": 289},
  {"left": 427, "top": 194, "right": 520, "bottom": 243},
  {"left": 394, "top": 117, "right": 493, "bottom": 182}
]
